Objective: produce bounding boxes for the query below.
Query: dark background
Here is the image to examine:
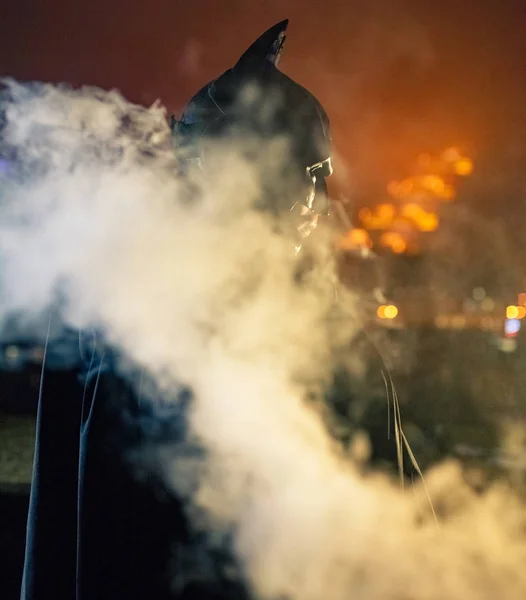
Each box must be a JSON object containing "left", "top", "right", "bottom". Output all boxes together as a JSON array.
[{"left": 1, "top": 0, "right": 525, "bottom": 200}]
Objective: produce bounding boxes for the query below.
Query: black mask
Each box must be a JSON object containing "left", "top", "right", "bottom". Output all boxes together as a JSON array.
[{"left": 171, "top": 20, "right": 333, "bottom": 223}]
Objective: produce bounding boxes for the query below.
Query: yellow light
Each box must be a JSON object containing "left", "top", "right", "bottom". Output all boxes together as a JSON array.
[
  {"left": 377, "top": 305, "right": 387, "bottom": 319},
  {"left": 517, "top": 306, "right": 526, "bottom": 319},
  {"left": 454, "top": 157, "right": 473, "bottom": 176},
  {"left": 384, "top": 305, "right": 399, "bottom": 319},
  {"left": 402, "top": 203, "right": 421, "bottom": 218},
  {"left": 419, "top": 213, "right": 439, "bottom": 232},
  {"left": 506, "top": 305, "right": 520, "bottom": 319}
]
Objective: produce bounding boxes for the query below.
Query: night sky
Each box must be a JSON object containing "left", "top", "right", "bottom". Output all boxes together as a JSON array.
[{"left": 1, "top": 0, "right": 525, "bottom": 198}]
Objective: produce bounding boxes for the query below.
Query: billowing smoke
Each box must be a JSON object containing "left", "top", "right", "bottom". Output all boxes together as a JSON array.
[{"left": 1, "top": 80, "right": 526, "bottom": 600}]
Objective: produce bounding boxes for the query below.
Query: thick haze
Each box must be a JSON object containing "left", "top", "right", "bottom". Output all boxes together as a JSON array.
[{"left": 1, "top": 79, "right": 526, "bottom": 600}]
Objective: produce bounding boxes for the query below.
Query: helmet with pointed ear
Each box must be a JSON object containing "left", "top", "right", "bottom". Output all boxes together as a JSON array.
[
  {"left": 171, "top": 20, "right": 333, "bottom": 219},
  {"left": 235, "top": 19, "right": 288, "bottom": 68}
]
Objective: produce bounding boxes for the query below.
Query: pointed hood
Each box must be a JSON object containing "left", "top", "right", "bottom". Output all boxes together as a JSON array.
[{"left": 235, "top": 19, "right": 289, "bottom": 68}]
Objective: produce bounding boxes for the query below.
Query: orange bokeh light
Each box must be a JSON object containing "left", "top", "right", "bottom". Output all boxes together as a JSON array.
[
  {"left": 419, "top": 213, "right": 439, "bottom": 232},
  {"left": 402, "top": 203, "right": 424, "bottom": 219},
  {"left": 338, "top": 227, "right": 373, "bottom": 250},
  {"left": 377, "top": 203, "right": 395, "bottom": 219},
  {"left": 398, "top": 178, "right": 414, "bottom": 196},
  {"left": 380, "top": 232, "right": 407, "bottom": 254},
  {"left": 401, "top": 204, "right": 439, "bottom": 232},
  {"left": 420, "top": 175, "right": 445, "bottom": 195},
  {"left": 454, "top": 158, "right": 474, "bottom": 176}
]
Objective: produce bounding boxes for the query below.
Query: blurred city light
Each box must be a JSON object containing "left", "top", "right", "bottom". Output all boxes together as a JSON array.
[
  {"left": 506, "top": 305, "right": 520, "bottom": 319},
  {"left": 379, "top": 232, "right": 407, "bottom": 254},
  {"left": 384, "top": 305, "right": 398, "bottom": 319},
  {"left": 454, "top": 157, "right": 474, "bottom": 176},
  {"left": 338, "top": 227, "right": 373, "bottom": 250},
  {"left": 419, "top": 212, "right": 439, "bottom": 232},
  {"left": 378, "top": 304, "right": 399, "bottom": 319},
  {"left": 505, "top": 318, "right": 521, "bottom": 336},
  {"left": 450, "top": 315, "right": 467, "bottom": 329},
  {"left": 480, "top": 297, "right": 496, "bottom": 312},
  {"left": 377, "top": 203, "right": 395, "bottom": 220},
  {"left": 421, "top": 174, "right": 446, "bottom": 194},
  {"left": 352, "top": 146, "right": 474, "bottom": 256},
  {"left": 472, "top": 287, "right": 486, "bottom": 301}
]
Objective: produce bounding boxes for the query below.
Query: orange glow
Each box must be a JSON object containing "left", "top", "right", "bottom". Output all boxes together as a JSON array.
[
  {"left": 401, "top": 204, "right": 439, "bottom": 232},
  {"left": 417, "top": 153, "right": 432, "bottom": 167},
  {"left": 377, "top": 305, "right": 386, "bottom": 319},
  {"left": 338, "top": 228, "right": 372, "bottom": 250},
  {"left": 377, "top": 203, "right": 395, "bottom": 219},
  {"left": 517, "top": 306, "right": 526, "bottom": 319},
  {"left": 441, "top": 185, "right": 456, "bottom": 201},
  {"left": 419, "top": 213, "right": 439, "bottom": 232},
  {"left": 506, "top": 305, "right": 520, "bottom": 319},
  {"left": 349, "top": 228, "right": 372, "bottom": 247},
  {"left": 420, "top": 175, "right": 445, "bottom": 195},
  {"left": 398, "top": 178, "right": 414, "bottom": 196},
  {"left": 360, "top": 204, "right": 395, "bottom": 230},
  {"left": 442, "top": 147, "right": 462, "bottom": 163},
  {"left": 358, "top": 207, "right": 371, "bottom": 223},
  {"left": 518, "top": 293, "right": 526, "bottom": 306},
  {"left": 402, "top": 203, "right": 425, "bottom": 219},
  {"left": 380, "top": 232, "right": 407, "bottom": 254},
  {"left": 392, "top": 241, "right": 406, "bottom": 254},
  {"left": 454, "top": 158, "right": 474, "bottom": 176},
  {"left": 387, "top": 181, "right": 400, "bottom": 196}
]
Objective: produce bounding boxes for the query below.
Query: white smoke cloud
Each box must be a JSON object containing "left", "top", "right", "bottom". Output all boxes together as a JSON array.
[{"left": 1, "top": 80, "right": 526, "bottom": 600}]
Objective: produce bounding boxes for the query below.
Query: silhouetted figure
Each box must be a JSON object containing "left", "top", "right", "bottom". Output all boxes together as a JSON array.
[{"left": 21, "top": 20, "right": 334, "bottom": 600}]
